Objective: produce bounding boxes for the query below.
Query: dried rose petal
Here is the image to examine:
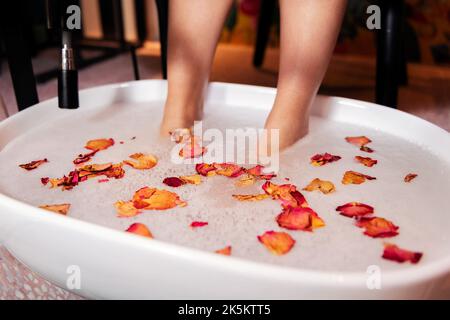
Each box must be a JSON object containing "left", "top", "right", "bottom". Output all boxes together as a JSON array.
[
  {"left": 124, "top": 153, "right": 158, "bottom": 170},
  {"left": 103, "top": 163, "right": 125, "bottom": 179},
  {"left": 19, "top": 159, "right": 48, "bottom": 171},
  {"left": 196, "top": 163, "right": 217, "bottom": 176},
  {"left": 163, "top": 177, "right": 185, "bottom": 187},
  {"left": 310, "top": 153, "right": 341, "bottom": 167},
  {"left": 382, "top": 243, "right": 422, "bottom": 264},
  {"left": 355, "top": 156, "right": 377, "bottom": 167},
  {"left": 130, "top": 187, "right": 187, "bottom": 210},
  {"left": 336, "top": 202, "right": 374, "bottom": 218},
  {"left": 115, "top": 201, "right": 140, "bottom": 217},
  {"left": 126, "top": 223, "right": 153, "bottom": 238},
  {"left": 276, "top": 207, "right": 325, "bottom": 231},
  {"left": 345, "top": 136, "right": 371, "bottom": 147},
  {"left": 73, "top": 150, "right": 98, "bottom": 165},
  {"left": 246, "top": 165, "right": 276, "bottom": 180},
  {"left": 39, "top": 203, "right": 70, "bottom": 215},
  {"left": 342, "top": 171, "right": 376, "bottom": 185},
  {"left": 85, "top": 138, "right": 114, "bottom": 151},
  {"left": 257, "top": 231, "right": 295, "bottom": 255},
  {"left": 232, "top": 194, "right": 270, "bottom": 201},
  {"left": 235, "top": 174, "right": 257, "bottom": 187},
  {"left": 215, "top": 246, "right": 232, "bottom": 256},
  {"left": 190, "top": 221, "right": 208, "bottom": 228},
  {"left": 214, "top": 163, "right": 245, "bottom": 178},
  {"left": 356, "top": 217, "right": 399, "bottom": 238},
  {"left": 179, "top": 137, "right": 206, "bottom": 159},
  {"left": 303, "top": 178, "right": 335, "bottom": 194},
  {"left": 98, "top": 178, "right": 109, "bottom": 183},
  {"left": 262, "top": 182, "right": 308, "bottom": 208},
  {"left": 41, "top": 177, "right": 50, "bottom": 185},
  {"left": 360, "top": 146, "right": 374, "bottom": 153},
  {"left": 404, "top": 173, "right": 418, "bottom": 183},
  {"left": 180, "top": 174, "right": 202, "bottom": 185}
]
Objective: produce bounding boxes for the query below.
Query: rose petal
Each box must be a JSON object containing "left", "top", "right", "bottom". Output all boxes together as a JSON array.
[
  {"left": 130, "top": 187, "right": 186, "bottom": 210},
  {"left": 257, "top": 231, "right": 295, "bottom": 255},
  {"left": 235, "top": 174, "right": 257, "bottom": 187},
  {"left": 345, "top": 136, "right": 371, "bottom": 147},
  {"left": 355, "top": 156, "right": 377, "bottom": 167},
  {"left": 163, "top": 177, "right": 185, "bottom": 187},
  {"left": 124, "top": 153, "right": 158, "bottom": 170},
  {"left": 19, "top": 159, "right": 48, "bottom": 171},
  {"left": 336, "top": 202, "right": 374, "bottom": 218},
  {"left": 180, "top": 174, "right": 202, "bottom": 185},
  {"left": 303, "top": 178, "right": 335, "bottom": 194},
  {"left": 85, "top": 138, "right": 114, "bottom": 151},
  {"left": 310, "top": 153, "right": 342, "bottom": 167},
  {"left": 276, "top": 207, "right": 325, "bottom": 231},
  {"left": 382, "top": 243, "right": 422, "bottom": 264},
  {"left": 126, "top": 223, "right": 153, "bottom": 238},
  {"left": 404, "top": 173, "right": 418, "bottom": 183},
  {"left": 190, "top": 221, "right": 208, "bottom": 228},
  {"left": 246, "top": 165, "right": 276, "bottom": 180},
  {"left": 355, "top": 217, "right": 399, "bottom": 238},
  {"left": 232, "top": 194, "right": 270, "bottom": 201},
  {"left": 73, "top": 150, "right": 98, "bottom": 165},
  {"left": 41, "top": 177, "right": 50, "bottom": 185},
  {"left": 115, "top": 201, "right": 140, "bottom": 217},
  {"left": 98, "top": 178, "right": 109, "bottom": 183},
  {"left": 215, "top": 246, "right": 232, "bottom": 256},
  {"left": 39, "top": 203, "right": 70, "bottom": 215},
  {"left": 195, "top": 163, "right": 217, "bottom": 176},
  {"left": 360, "top": 146, "right": 374, "bottom": 153},
  {"left": 342, "top": 171, "right": 376, "bottom": 185},
  {"left": 214, "top": 163, "right": 245, "bottom": 178},
  {"left": 179, "top": 137, "right": 206, "bottom": 159},
  {"left": 262, "top": 181, "right": 308, "bottom": 208}
]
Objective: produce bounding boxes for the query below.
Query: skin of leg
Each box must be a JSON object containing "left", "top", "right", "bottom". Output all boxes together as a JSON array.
[
  {"left": 264, "top": 0, "right": 347, "bottom": 150},
  {"left": 160, "top": 0, "right": 233, "bottom": 136}
]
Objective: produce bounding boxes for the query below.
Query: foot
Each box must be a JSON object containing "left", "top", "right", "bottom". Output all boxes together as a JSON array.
[
  {"left": 263, "top": 104, "right": 309, "bottom": 152},
  {"left": 160, "top": 100, "right": 203, "bottom": 137}
]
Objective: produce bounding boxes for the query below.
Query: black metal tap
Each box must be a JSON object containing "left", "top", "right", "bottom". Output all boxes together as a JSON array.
[{"left": 46, "top": 0, "right": 79, "bottom": 109}]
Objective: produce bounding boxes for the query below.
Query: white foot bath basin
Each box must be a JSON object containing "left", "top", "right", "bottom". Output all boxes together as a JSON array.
[{"left": 0, "top": 80, "right": 449, "bottom": 299}]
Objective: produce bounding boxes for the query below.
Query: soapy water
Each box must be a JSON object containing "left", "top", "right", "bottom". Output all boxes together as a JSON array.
[{"left": 0, "top": 100, "right": 449, "bottom": 273}]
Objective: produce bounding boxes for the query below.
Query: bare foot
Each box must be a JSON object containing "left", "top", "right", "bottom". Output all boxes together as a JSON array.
[
  {"left": 263, "top": 104, "right": 309, "bottom": 152},
  {"left": 160, "top": 99, "right": 203, "bottom": 137}
]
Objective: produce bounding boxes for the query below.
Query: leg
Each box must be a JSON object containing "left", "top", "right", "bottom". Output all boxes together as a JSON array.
[
  {"left": 265, "top": 0, "right": 347, "bottom": 150},
  {"left": 160, "top": 0, "right": 233, "bottom": 136}
]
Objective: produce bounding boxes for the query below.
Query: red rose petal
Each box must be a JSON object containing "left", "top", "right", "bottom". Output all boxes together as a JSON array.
[
  {"left": 41, "top": 177, "right": 49, "bottom": 185},
  {"left": 73, "top": 150, "right": 98, "bottom": 165},
  {"left": 382, "top": 243, "right": 422, "bottom": 264},
  {"left": 355, "top": 156, "right": 377, "bottom": 167},
  {"left": 310, "top": 153, "right": 342, "bottom": 166},
  {"left": 196, "top": 163, "right": 217, "bottom": 176},
  {"left": 126, "top": 223, "right": 153, "bottom": 238},
  {"left": 19, "top": 158, "right": 48, "bottom": 171},
  {"left": 246, "top": 165, "right": 276, "bottom": 180},
  {"left": 257, "top": 231, "right": 295, "bottom": 255},
  {"left": 215, "top": 246, "right": 232, "bottom": 256},
  {"left": 163, "top": 177, "right": 186, "bottom": 187},
  {"left": 190, "top": 221, "right": 208, "bottom": 228},
  {"left": 276, "top": 207, "right": 325, "bottom": 232},
  {"left": 336, "top": 202, "right": 374, "bottom": 218},
  {"left": 404, "top": 173, "right": 418, "bottom": 183},
  {"left": 356, "top": 217, "right": 399, "bottom": 238}
]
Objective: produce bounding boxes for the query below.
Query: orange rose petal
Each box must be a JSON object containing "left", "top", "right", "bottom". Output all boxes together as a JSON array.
[
  {"left": 262, "top": 182, "right": 308, "bottom": 208},
  {"left": 345, "top": 136, "right": 372, "bottom": 147},
  {"left": 214, "top": 163, "right": 245, "bottom": 178},
  {"left": 115, "top": 201, "right": 140, "bottom": 217},
  {"left": 336, "top": 202, "right": 374, "bottom": 218},
  {"left": 124, "top": 153, "right": 158, "bottom": 170},
  {"left": 404, "top": 173, "right": 418, "bottom": 183},
  {"left": 382, "top": 243, "right": 422, "bottom": 264},
  {"left": 129, "top": 187, "right": 186, "bottom": 210},
  {"left": 39, "top": 203, "right": 71, "bottom": 215},
  {"left": 356, "top": 217, "right": 399, "bottom": 238},
  {"left": 276, "top": 207, "right": 325, "bottom": 231},
  {"left": 126, "top": 223, "right": 153, "bottom": 238},
  {"left": 342, "top": 171, "right": 376, "bottom": 185},
  {"left": 19, "top": 158, "right": 48, "bottom": 171},
  {"left": 73, "top": 150, "right": 98, "bottom": 165},
  {"left": 310, "top": 153, "right": 342, "bottom": 167},
  {"left": 85, "top": 138, "right": 114, "bottom": 151},
  {"left": 257, "top": 231, "right": 295, "bottom": 255},
  {"left": 190, "top": 221, "right": 208, "bottom": 228},
  {"left": 303, "top": 178, "right": 335, "bottom": 194},
  {"left": 179, "top": 137, "right": 206, "bottom": 159},
  {"left": 360, "top": 145, "right": 375, "bottom": 153},
  {"left": 246, "top": 165, "right": 276, "bottom": 180},
  {"left": 235, "top": 174, "right": 257, "bottom": 187},
  {"left": 195, "top": 163, "right": 217, "bottom": 176},
  {"left": 355, "top": 156, "right": 378, "bottom": 167},
  {"left": 80, "top": 162, "right": 113, "bottom": 173},
  {"left": 232, "top": 194, "right": 270, "bottom": 201},
  {"left": 180, "top": 174, "right": 202, "bottom": 185},
  {"left": 215, "top": 246, "right": 232, "bottom": 256}
]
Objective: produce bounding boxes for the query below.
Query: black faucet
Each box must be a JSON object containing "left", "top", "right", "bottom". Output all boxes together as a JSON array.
[{"left": 46, "top": 0, "right": 79, "bottom": 109}]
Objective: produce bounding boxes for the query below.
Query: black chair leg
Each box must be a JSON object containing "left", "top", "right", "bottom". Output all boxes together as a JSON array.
[
  {"left": 155, "top": 0, "right": 168, "bottom": 79},
  {"left": 376, "top": 0, "right": 405, "bottom": 108},
  {"left": 130, "top": 46, "right": 140, "bottom": 80},
  {"left": 253, "top": 0, "right": 276, "bottom": 68}
]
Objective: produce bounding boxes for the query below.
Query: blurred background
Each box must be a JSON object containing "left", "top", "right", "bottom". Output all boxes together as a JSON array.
[{"left": 0, "top": 0, "right": 449, "bottom": 130}]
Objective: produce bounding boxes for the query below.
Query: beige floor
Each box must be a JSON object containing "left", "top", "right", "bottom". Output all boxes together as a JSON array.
[{"left": 1, "top": 42, "right": 449, "bottom": 131}]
